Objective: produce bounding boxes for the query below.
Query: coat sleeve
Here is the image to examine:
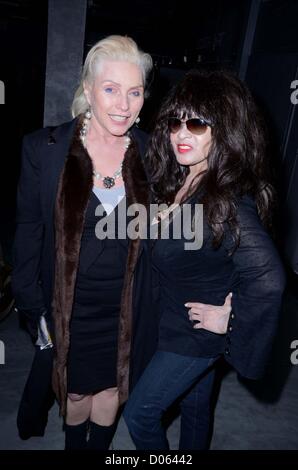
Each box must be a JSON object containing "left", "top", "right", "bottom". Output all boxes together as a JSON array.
[
  {"left": 224, "top": 196, "right": 286, "bottom": 379},
  {"left": 129, "top": 241, "right": 160, "bottom": 390},
  {"left": 12, "top": 134, "right": 46, "bottom": 322}
]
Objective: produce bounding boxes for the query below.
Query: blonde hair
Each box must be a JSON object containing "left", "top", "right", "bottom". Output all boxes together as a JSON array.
[{"left": 71, "top": 35, "right": 153, "bottom": 117}]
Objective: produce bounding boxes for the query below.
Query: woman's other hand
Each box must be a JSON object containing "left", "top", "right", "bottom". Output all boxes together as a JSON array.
[{"left": 185, "top": 293, "right": 232, "bottom": 334}]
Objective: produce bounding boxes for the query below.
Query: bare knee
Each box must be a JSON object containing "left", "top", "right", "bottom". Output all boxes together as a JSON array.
[
  {"left": 66, "top": 393, "right": 92, "bottom": 425},
  {"left": 98, "top": 387, "right": 119, "bottom": 400},
  {"left": 68, "top": 393, "right": 87, "bottom": 402},
  {"left": 90, "top": 388, "right": 119, "bottom": 426},
  {"left": 92, "top": 387, "right": 119, "bottom": 407}
]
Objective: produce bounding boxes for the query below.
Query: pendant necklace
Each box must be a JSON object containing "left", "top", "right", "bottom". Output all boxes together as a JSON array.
[
  {"left": 80, "top": 109, "right": 131, "bottom": 189},
  {"left": 92, "top": 135, "right": 130, "bottom": 188}
]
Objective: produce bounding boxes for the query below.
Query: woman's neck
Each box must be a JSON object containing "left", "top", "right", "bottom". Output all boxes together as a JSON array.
[
  {"left": 174, "top": 172, "right": 204, "bottom": 204},
  {"left": 88, "top": 122, "right": 125, "bottom": 147}
]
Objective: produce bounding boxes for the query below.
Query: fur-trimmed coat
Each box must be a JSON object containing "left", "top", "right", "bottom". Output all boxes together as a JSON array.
[{"left": 13, "top": 117, "right": 159, "bottom": 417}]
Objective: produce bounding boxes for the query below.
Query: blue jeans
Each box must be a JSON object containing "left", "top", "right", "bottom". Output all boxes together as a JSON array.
[{"left": 124, "top": 350, "right": 217, "bottom": 450}]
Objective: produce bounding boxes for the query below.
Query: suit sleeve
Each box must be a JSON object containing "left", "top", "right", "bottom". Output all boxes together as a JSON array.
[
  {"left": 12, "top": 134, "right": 46, "bottom": 321},
  {"left": 224, "top": 196, "right": 286, "bottom": 379}
]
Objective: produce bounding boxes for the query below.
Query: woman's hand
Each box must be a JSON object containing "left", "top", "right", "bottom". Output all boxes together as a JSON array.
[{"left": 185, "top": 293, "right": 232, "bottom": 334}]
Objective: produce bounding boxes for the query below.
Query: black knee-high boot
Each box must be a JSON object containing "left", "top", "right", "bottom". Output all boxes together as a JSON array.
[
  {"left": 64, "top": 420, "right": 89, "bottom": 450},
  {"left": 87, "top": 421, "right": 117, "bottom": 450}
]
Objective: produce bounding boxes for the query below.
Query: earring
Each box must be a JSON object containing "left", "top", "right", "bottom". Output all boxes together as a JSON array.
[
  {"left": 85, "top": 108, "right": 92, "bottom": 120},
  {"left": 135, "top": 116, "right": 140, "bottom": 125}
]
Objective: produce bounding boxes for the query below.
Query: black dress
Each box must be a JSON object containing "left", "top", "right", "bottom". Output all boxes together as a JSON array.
[{"left": 67, "top": 191, "right": 127, "bottom": 394}]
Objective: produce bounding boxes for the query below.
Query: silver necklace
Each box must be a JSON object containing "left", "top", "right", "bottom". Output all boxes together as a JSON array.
[
  {"left": 80, "top": 109, "right": 131, "bottom": 189},
  {"left": 93, "top": 163, "right": 123, "bottom": 189}
]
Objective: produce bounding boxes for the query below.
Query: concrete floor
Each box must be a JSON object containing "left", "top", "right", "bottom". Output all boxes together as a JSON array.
[{"left": 0, "top": 289, "right": 298, "bottom": 450}]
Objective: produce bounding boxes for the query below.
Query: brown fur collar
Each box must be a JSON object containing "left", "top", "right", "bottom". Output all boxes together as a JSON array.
[{"left": 52, "top": 117, "right": 149, "bottom": 415}]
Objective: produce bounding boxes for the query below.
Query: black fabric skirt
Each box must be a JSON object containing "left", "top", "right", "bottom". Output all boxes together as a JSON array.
[{"left": 67, "top": 193, "right": 126, "bottom": 394}]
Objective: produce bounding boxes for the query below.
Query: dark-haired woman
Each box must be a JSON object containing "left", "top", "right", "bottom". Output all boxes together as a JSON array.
[{"left": 124, "top": 70, "right": 286, "bottom": 450}]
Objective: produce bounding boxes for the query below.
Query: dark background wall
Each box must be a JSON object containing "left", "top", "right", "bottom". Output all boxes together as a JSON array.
[
  {"left": 0, "top": 0, "right": 297, "bottom": 273},
  {"left": 0, "top": 0, "right": 47, "bottom": 262},
  {"left": 243, "top": 0, "right": 298, "bottom": 272}
]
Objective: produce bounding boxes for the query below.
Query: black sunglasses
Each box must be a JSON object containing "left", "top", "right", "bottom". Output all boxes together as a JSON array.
[{"left": 168, "top": 117, "right": 211, "bottom": 135}]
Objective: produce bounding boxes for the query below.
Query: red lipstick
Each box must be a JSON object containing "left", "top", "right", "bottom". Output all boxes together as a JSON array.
[{"left": 177, "top": 144, "right": 193, "bottom": 154}]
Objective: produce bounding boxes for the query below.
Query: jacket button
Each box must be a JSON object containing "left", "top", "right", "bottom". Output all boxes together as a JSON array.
[
  {"left": 225, "top": 348, "right": 230, "bottom": 355},
  {"left": 228, "top": 325, "right": 233, "bottom": 332},
  {"left": 230, "top": 313, "right": 235, "bottom": 319}
]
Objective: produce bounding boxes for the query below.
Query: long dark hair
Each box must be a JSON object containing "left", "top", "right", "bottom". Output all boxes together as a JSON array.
[{"left": 146, "top": 69, "right": 275, "bottom": 248}]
